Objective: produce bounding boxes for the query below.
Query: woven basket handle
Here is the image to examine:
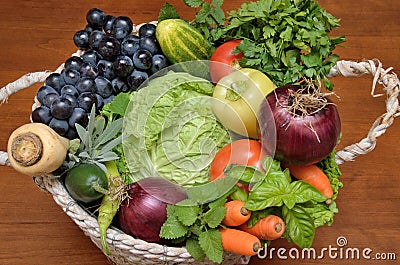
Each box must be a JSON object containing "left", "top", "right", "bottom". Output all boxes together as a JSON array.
[
  {"left": 0, "top": 70, "right": 54, "bottom": 166},
  {"left": 1, "top": 59, "right": 399, "bottom": 167},
  {"left": 328, "top": 59, "right": 400, "bottom": 165}
]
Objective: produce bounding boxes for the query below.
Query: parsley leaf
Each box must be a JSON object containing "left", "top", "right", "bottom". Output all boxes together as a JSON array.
[
  {"left": 184, "top": 0, "right": 203, "bottom": 8},
  {"left": 158, "top": 2, "right": 180, "bottom": 22}
]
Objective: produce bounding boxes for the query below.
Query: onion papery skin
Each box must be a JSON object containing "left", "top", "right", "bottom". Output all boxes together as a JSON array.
[
  {"left": 259, "top": 85, "right": 341, "bottom": 166},
  {"left": 118, "top": 177, "right": 187, "bottom": 243}
]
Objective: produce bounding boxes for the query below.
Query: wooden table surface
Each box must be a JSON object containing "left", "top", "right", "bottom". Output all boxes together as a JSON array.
[{"left": 0, "top": 0, "right": 399, "bottom": 264}]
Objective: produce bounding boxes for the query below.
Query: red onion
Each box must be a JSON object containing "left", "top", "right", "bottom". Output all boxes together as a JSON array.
[
  {"left": 118, "top": 177, "right": 187, "bottom": 243},
  {"left": 258, "top": 85, "right": 341, "bottom": 166}
]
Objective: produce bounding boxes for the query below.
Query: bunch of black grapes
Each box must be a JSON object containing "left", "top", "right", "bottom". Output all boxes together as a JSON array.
[{"left": 31, "top": 8, "right": 170, "bottom": 139}]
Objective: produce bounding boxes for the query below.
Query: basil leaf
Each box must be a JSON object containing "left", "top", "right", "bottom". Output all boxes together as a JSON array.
[
  {"left": 287, "top": 180, "right": 328, "bottom": 206},
  {"left": 245, "top": 177, "right": 289, "bottom": 211},
  {"left": 283, "top": 204, "right": 315, "bottom": 249}
]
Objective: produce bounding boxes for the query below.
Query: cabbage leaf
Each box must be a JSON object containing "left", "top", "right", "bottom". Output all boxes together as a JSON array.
[{"left": 123, "top": 71, "right": 230, "bottom": 185}]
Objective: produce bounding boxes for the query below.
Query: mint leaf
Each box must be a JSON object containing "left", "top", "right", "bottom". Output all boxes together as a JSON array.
[
  {"left": 203, "top": 205, "right": 226, "bottom": 228},
  {"left": 160, "top": 205, "right": 188, "bottom": 240},
  {"left": 158, "top": 3, "right": 180, "bottom": 22},
  {"left": 175, "top": 202, "right": 200, "bottom": 226},
  {"left": 199, "top": 229, "right": 223, "bottom": 263},
  {"left": 283, "top": 204, "right": 315, "bottom": 249},
  {"left": 186, "top": 238, "right": 206, "bottom": 262}
]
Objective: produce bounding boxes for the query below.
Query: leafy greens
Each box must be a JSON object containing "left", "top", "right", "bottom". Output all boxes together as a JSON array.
[
  {"left": 161, "top": 0, "right": 345, "bottom": 90},
  {"left": 123, "top": 71, "right": 231, "bottom": 185},
  {"left": 226, "top": 153, "right": 342, "bottom": 249}
]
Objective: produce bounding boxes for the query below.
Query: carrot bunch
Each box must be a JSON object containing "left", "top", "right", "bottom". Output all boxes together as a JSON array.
[{"left": 219, "top": 200, "right": 286, "bottom": 257}]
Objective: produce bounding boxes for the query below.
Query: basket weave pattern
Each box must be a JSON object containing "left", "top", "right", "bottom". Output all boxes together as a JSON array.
[{"left": 0, "top": 38, "right": 399, "bottom": 264}]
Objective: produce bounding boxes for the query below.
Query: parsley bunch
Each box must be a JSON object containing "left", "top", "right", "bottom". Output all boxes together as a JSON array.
[
  {"left": 220, "top": 0, "right": 345, "bottom": 90},
  {"left": 162, "top": 0, "right": 346, "bottom": 90}
]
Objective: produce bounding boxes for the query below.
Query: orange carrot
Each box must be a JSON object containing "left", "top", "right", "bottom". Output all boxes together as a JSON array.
[
  {"left": 239, "top": 215, "right": 285, "bottom": 241},
  {"left": 288, "top": 164, "right": 333, "bottom": 203},
  {"left": 219, "top": 228, "right": 261, "bottom": 256},
  {"left": 222, "top": 200, "right": 251, "bottom": 227}
]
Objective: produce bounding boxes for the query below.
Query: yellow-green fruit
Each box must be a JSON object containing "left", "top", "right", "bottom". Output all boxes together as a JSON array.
[{"left": 156, "top": 19, "right": 213, "bottom": 64}]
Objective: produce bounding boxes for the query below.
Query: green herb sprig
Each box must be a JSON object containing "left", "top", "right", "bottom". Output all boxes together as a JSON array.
[{"left": 160, "top": 177, "right": 238, "bottom": 263}]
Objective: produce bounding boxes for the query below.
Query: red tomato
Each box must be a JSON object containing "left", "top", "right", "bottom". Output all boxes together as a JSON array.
[
  {"left": 209, "top": 40, "right": 244, "bottom": 83},
  {"left": 210, "top": 139, "right": 266, "bottom": 191}
]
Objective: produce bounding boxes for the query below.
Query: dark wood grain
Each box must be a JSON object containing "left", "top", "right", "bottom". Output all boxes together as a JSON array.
[{"left": 0, "top": 1, "right": 399, "bottom": 264}]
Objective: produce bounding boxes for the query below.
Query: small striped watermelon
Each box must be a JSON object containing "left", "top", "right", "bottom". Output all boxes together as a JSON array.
[{"left": 156, "top": 19, "right": 213, "bottom": 64}]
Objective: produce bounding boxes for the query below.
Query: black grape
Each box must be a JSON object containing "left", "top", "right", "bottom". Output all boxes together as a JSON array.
[
  {"left": 94, "top": 76, "right": 113, "bottom": 98},
  {"left": 86, "top": 8, "right": 106, "bottom": 29},
  {"left": 77, "top": 92, "right": 97, "bottom": 112},
  {"left": 139, "top": 23, "right": 156, "bottom": 38},
  {"left": 114, "top": 55, "right": 134, "bottom": 77},
  {"left": 36, "top": 85, "right": 59, "bottom": 104},
  {"left": 31, "top": 106, "right": 52, "bottom": 124},
  {"left": 51, "top": 97, "right": 74, "bottom": 119},
  {"left": 49, "top": 118, "right": 69, "bottom": 136},
  {"left": 73, "top": 30, "right": 90, "bottom": 49},
  {"left": 68, "top": 107, "right": 89, "bottom": 128},
  {"left": 132, "top": 49, "right": 152, "bottom": 70},
  {"left": 45, "top": 73, "right": 65, "bottom": 93}
]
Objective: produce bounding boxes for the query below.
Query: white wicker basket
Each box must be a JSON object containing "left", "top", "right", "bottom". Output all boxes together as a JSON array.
[{"left": 0, "top": 23, "right": 399, "bottom": 265}]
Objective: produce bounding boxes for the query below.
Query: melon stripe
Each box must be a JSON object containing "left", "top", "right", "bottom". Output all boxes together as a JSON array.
[{"left": 156, "top": 19, "right": 212, "bottom": 64}]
